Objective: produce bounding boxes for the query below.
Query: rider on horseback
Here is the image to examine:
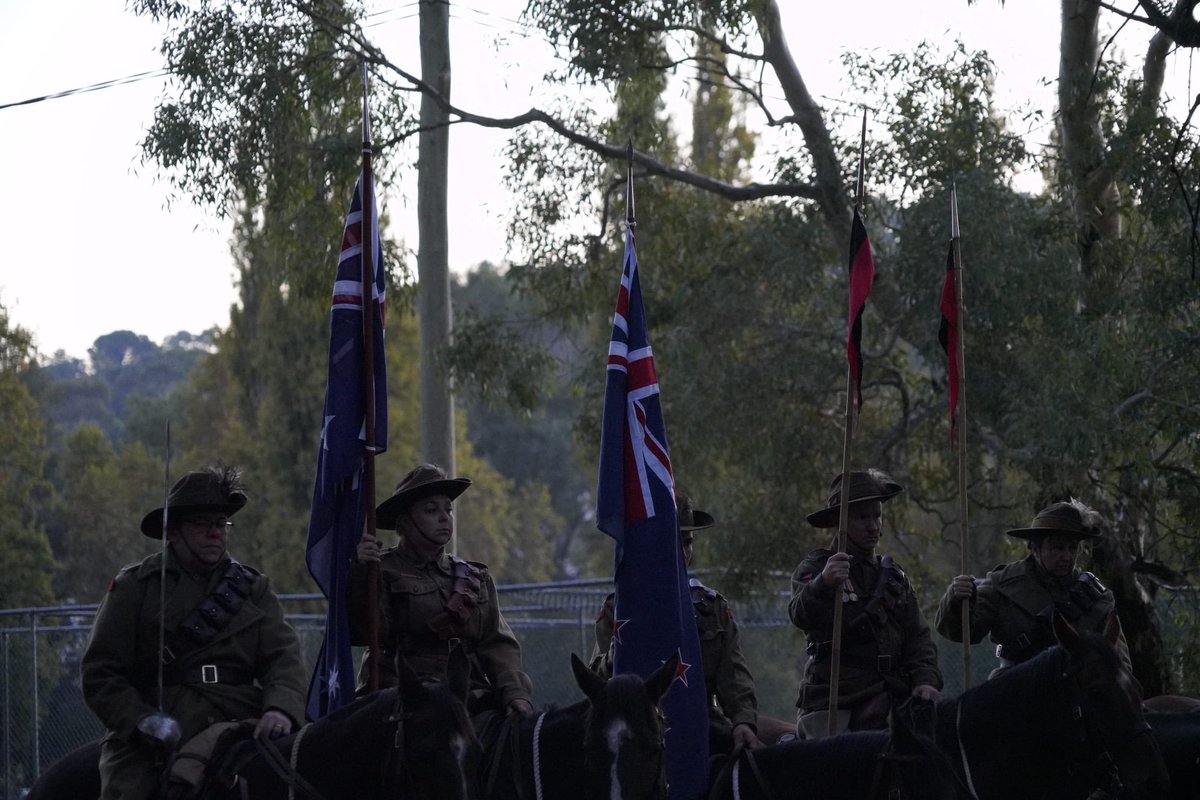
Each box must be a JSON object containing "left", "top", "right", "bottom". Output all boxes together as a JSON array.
[
  {"left": 790, "top": 470, "right": 943, "bottom": 739},
  {"left": 81, "top": 466, "right": 308, "bottom": 800},
  {"left": 935, "top": 498, "right": 1133, "bottom": 679},
  {"left": 348, "top": 464, "right": 535, "bottom": 717}
]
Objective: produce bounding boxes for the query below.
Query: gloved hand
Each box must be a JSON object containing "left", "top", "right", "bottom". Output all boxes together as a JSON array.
[{"left": 136, "top": 712, "right": 182, "bottom": 749}]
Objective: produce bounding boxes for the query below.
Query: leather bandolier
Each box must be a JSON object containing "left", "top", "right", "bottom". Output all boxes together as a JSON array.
[
  {"left": 995, "top": 571, "right": 1107, "bottom": 665},
  {"left": 159, "top": 561, "right": 258, "bottom": 688},
  {"left": 804, "top": 555, "right": 909, "bottom": 696}
]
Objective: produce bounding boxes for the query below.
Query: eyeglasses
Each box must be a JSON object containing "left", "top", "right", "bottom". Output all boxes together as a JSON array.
[{"left": 182, "top": 517, "right": 233, "bottom": 532}]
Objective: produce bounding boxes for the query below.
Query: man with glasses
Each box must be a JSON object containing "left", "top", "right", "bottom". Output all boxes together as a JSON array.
[{"left": 82, "top": 465, "right": 307, "bottom": 800}]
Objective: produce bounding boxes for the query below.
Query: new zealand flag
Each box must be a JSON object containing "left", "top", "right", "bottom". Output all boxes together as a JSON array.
[
  {"left": 305, "top": 174, "right": 387, "bottom": 720},
  {"left": 596, "top": 221, "right": 709, "bottom": 800}
]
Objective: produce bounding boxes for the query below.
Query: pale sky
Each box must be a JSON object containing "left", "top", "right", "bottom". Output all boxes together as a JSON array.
[{"left": 0, "top": 0, "right": 1183, "bottom": 359}]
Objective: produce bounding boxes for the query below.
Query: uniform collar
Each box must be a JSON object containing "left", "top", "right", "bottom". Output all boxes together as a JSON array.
[{"left": 395, "top": 538, "right": 452, "bottom": 572}]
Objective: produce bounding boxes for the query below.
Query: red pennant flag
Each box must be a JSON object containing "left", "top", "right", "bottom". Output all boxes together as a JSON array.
[
  {"left": 847, "top": 207, "right": 876, "bottom": 410},
  {"left": 938, "top": 242, "right": 959, "bottom": 446}
]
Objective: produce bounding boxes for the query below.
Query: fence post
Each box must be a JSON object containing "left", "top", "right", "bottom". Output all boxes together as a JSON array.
[
  {"left": 4, "top": 631, "right": 10, "bottom": 800},
  {"left": 32, "top": 611, "right": 40, "bottom": 779}
]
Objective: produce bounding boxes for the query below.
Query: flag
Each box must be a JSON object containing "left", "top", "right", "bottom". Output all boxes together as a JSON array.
[
  {"left": 305, "top": 175, "right": 387, "bottom": 720},
  {"left": 938, "top": 241, "right": 960, "bottom": 445},
  {"left": 847, "top": 207, "right": 876, "bottom": 410},
  {"left": 596, "top": 222, "right": 709, "bottom": 800}
]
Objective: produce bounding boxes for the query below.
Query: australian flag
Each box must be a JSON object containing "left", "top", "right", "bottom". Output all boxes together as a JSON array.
[
  {"left": 596, "top": 221, "right": 709, "bottom": 800},
  {"left": 305, "top": 174, "right": 387, "bottom": 720}
]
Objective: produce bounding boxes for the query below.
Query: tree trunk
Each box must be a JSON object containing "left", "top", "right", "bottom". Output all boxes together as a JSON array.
[{"left": 417, "top": 0, "right": 457, "bottom": 550}]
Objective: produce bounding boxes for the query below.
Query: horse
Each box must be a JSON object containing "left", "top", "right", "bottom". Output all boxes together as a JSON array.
[
  {"left": 1143, "top": 694, "right": 1200, "bottom": 713},
  {"left": 708, "top": 612, "right": 1170, "bottom": 800},
  {"left": 1145, "top": 711, "right": 1200, "bottom": 800},
  {"left": 705, "top": 722, "right": 952, "bottom": 800},
  {"left": 477, "top": 652, "right": 676, "bottom": 800},
  {"left": 24, "top": 647, "right": 480, "bottom": 800}
]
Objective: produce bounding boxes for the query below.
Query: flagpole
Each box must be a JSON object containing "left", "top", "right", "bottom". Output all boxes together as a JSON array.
[
  {"left": 950, "top": 184, "right": 972, "bottom": 689},
  {"left": 156, "top": 420, "right": 171, "bottom": 712},
  {"left": 361, "top": 61, "right": 382, "bottom": 692},
  {"left": 827, "top": 109, "right": 868, "bottom": 737}
]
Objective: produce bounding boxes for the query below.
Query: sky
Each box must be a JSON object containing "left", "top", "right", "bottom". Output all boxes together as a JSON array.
[{"left": 0, "top": 0, "right": 1185, "bottom": 360}]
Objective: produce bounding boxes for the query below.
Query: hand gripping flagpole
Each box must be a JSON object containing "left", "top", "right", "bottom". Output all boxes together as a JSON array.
[
  {"left": 361, "top": 61, "right": 383, "bottom": 692},
  {"left": 827, "top": 109, "right": 868, "bottom": 737},
  {"left": 950, "top": 184, "right": 972, "bottom": 689},
  {"left": 156, "top": 421, "right": 171, "bottom": 712}
]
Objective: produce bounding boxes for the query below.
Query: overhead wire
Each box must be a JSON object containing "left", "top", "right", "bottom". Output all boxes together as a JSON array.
[{"left": 0, "top": 69, "right": 168, "bottom": 112}]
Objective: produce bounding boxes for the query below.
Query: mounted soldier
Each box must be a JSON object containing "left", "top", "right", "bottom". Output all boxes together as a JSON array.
[
  {"left": 591, "top": 493, "right": 764, "bottom": 753},
  {"left": 789, "top": 470, "right": 942, "bottom": 739},
  {"left": 348, "top": 463, "right": 535, "bottom": 717},
  {"left": 81, "top": 466, "right": 307, "bottom": 800},
  {"left": 935, "top": 498, "right": 1133, "bottom": 678}
]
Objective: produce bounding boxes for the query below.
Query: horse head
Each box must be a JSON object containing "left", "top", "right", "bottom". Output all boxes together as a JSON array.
[
  {"left": 569, "top": 652, "right": 674, "bottom": 800},
  {"left": 1047, "top": 612, "right": 1170, "bottom": 800},
  {"left": 389, "top": 644, "right": 481, "bottom": 800}
]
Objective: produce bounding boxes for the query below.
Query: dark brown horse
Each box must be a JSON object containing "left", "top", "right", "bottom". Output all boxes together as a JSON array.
[
  {"left": 478, "top": 653, "right": 676, "bottom": 800},
  {"left": 25, "top": 649, "right": 479, "bottom": 800},
  {"left": 707, "top": 612, "right": 1170, "bottom": 800}
]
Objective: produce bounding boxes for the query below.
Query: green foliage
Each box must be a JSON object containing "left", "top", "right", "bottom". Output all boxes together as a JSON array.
[
  {"left": 132, "top": 0, "right": 406, "bottom": 214},
  {"left": 52, "top": 427, "right": 165, "bottom": 603},
  {"left": 0, "top": 304, "right": 56, "bottom": 609}
]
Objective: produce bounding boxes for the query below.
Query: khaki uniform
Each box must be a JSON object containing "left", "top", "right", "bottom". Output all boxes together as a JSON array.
[
  {"left": 347, "top": 541, "right": 532, "bottom": 711},
  {"left": 789, "top": 548, "right": 942, "bottom": 730},
  {"left": 82, "top": 550, "right": 307, "bottom": 800},
  {"left": 935, "top": 554, "right": 1132, "bottom": 678},
  {"left": 590, "top": 579, "right": 759, "bottom": 732}
]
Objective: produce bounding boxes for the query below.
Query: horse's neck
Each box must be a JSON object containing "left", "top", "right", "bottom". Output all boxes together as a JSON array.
[
  {"left": 937, "top": 662, "right": 1059, "bottom": 797},
  {"left": 508, "top": 700, "right": 588, "bottom": 799}
]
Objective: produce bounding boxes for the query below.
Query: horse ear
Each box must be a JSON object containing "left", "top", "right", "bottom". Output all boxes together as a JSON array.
[
  {"left": 396, "top": 650, "right": 424, "bottom": 700},
  {"left": 1102, "top": 612, "right": 1121, "bottom": 648},
  {"left": 571, "top": 653, "right": 607, "bottom": 703},
  {"left": 644, "top": 652, "right": 678, "bottom": 704},
  {"left": 447, "top": 643, "right": 471, "bottom": 704},
  {"left": 1052, "top": 610, "right": 1083, "bottom": 654}
]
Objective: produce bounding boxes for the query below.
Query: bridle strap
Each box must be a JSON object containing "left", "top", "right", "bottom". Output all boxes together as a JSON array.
[
  {"left": 249, "top": 734, "right": 329, "bottom": 800},
  {"left": 532, "top": 712, "right": 547, "bottom": 800},
  {"left": 741, "top": 749, "right": 780, "bottom": 800},
  {"left": 955, "top": 704, "right": 982, "bottom": 800},
  {"left": 287, "top": 723, "right": 311, "bottom": 800}
]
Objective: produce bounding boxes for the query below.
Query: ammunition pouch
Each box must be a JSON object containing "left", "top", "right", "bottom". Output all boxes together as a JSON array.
[{"left": 173, "top": 562, "right": 254, "bottom": 650}]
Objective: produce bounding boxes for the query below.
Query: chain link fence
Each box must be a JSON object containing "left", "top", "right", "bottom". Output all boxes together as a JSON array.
[{"left": 4, "top": 579, "right": 1192, "bottom": 799}]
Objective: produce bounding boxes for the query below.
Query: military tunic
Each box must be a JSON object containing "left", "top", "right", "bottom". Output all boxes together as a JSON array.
[
  {"left": 82, "top": 550, "right": 307, "bottom": 800},
  {"left": 935, "top": 553, "right": 1132, "bottom": 678},
  {"left": 789, "top": 548, "right": 942, "bottom": 716},
  {"left": 347, "top": 541, "right": 533, "bottom": 710},
  {"left": 590, "top": 579, "right": 759, "bottom": 731}
]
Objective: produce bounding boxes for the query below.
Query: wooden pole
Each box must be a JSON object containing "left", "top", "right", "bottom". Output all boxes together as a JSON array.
[
  {"left": 827, "top": 109, "right": 868, "bottom": 737},
  {"left": 950, "top": 184, "right": 972, "bottom": 689},
  {"left": 361, "top": 62, "right": 382, "bottom": 692}
]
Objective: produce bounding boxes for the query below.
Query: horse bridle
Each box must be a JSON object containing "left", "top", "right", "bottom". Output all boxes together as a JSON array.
[
  {"left": 583, "top": 704, "right": 668, "bottom": 800},
  {"left": 953, "top": 665, "right": 1151, "bottom": 800},
  {"left": 1056, "top": 665, "right": 1153, "bottom": 800}
]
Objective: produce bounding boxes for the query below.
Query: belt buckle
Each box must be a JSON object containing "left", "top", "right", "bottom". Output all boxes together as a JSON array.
[
  {"left": 447, "top": 637, "right": 462, "bottom": 654},
  {"left": 877, "top": 655, "right": 893, "bottom": 673},
  {"left": 201, "top": 664, "right": 219, "bottom": 684}
]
